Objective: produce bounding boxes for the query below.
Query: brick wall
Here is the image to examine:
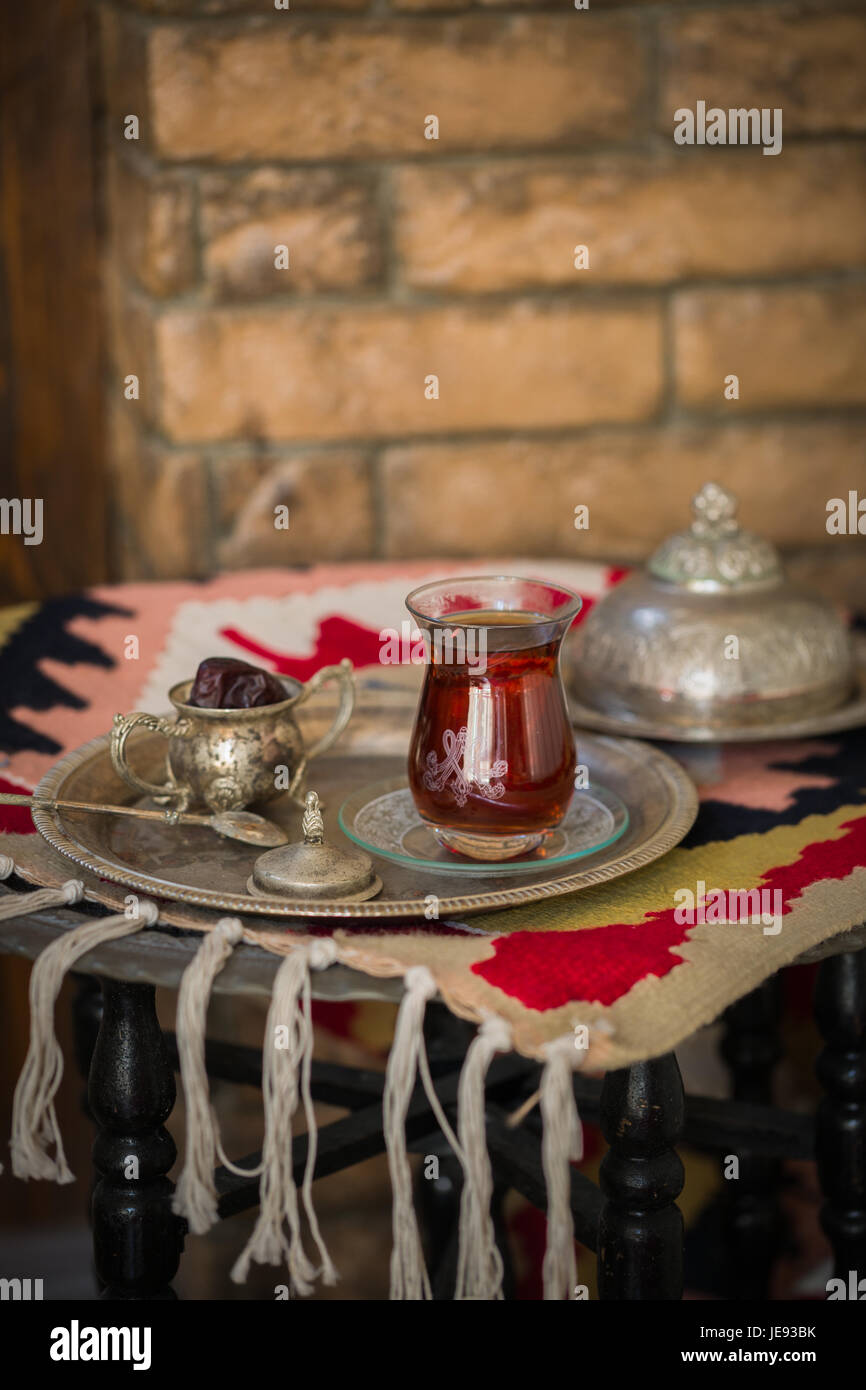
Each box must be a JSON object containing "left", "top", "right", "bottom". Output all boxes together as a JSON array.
[{"left": 101, "top": 0, "right": 866, "bottom": 603}]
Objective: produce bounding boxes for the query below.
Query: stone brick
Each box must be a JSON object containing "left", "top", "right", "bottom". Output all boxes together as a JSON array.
[
  {"left": 213, "top": 451, "right": 375, "bottom": 568},
  {"left": 393, "top": 0, "right": 681, "bottom": 7},
  {"left": 107, "top": 405, "right": 212, "bottom": 581},
  {"left": 674, "top": 286, "right": 866, "bottom": 411},
  {"left": 391, "top": 0, "right": 569, "bottom": 8},
  {"left": 380, "top": 423, "right": 866, "bottom": 559},
  {"left": 661, "top": 8, "right": 866, "bottom": 136},
  {"left": 199, "top": 169, "right": 383, "bottom": 298},
  {"left": 394, "top": 144, "right": 866, "bottom": 290},
  {"left": 140, "top": 15, "right": 644, "bottom": 160},
  {"left": 130, "top": 0, "right": 368, "bottom": 12},
  {"left": 108, "top": 154, "right": 197, "bottom": 297},
  {"left": 153, "top": 301, "right": 663, "bottom": 442}
]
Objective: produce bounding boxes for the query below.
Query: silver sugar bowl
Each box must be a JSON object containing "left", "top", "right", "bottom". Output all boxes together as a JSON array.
[{"left": 566, "top": 483, "right": 855, "bottom": 735}]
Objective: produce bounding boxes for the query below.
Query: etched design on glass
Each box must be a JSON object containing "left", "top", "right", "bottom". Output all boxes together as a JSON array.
[{"left": 421, "top": 726, "right": 508, "bottom": 806}]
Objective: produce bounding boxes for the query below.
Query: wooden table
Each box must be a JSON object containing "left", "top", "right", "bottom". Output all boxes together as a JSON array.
[{"left": 3, "top": 891, "right": 864, "bottom": 1301}]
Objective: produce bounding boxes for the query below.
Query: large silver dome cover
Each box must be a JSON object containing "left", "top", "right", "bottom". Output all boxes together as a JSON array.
[{"left": 565, "top": 483, "right": 854, "bottom": 733}]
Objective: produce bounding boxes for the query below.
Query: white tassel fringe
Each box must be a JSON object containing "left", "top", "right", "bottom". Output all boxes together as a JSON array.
[
  {"left": 455, "top": 1014, "right": 512, "bottom": 1300},
  {"left": 172, "top": 918, "right": 246, "bottom": 1235},
  {"left": 540, "top": 1036, "right": 585, "bottom": 1300},
  {"left": 384, "top": 964, "right": 438, "bottom": 1300},
  {"left": 231, "top": 938, "right": 339, "bottom": 1293},
  {"left": 9, "top": 896, "right": 158, "bottom": 1182},
  {"left": 2, "top": 848, "right": 598, "bottom": 1306}
]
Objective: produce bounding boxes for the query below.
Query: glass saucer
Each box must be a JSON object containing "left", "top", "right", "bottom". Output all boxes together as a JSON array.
[{"left": 338, "top": 778, "right": 629, "bottom": 876}]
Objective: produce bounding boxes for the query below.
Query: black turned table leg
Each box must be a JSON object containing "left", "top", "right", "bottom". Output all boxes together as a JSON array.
[
  {"left": 597, "top": 1054, "right": 685, "bottom": 1300},
  {"left": 88, "top": 979, "right": 185, "bottom": 1300},
  {"left": 71, "top": 975, "right": 105, "bottom": 1259},
  {"left": 718, "top": 978, "right": 783, "bottom": 1299},
  {"left": 815, "top": 951, "right": 866, "bottom": 1281}
]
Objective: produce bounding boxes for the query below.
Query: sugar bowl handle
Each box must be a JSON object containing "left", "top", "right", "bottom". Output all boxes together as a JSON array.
[
  {"left": 110, "top": 711, "right": 191, "bottom": 806},
  {"left": 286, "top": 659, "right": 355, "bottom": 801}
]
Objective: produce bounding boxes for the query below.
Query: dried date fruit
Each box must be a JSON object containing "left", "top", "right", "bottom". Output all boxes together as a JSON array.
[{"left": 187, "top": 657, "right": 287, "bottom": 709}]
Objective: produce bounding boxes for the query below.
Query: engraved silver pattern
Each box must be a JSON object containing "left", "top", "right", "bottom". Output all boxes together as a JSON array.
[{"left": 649, "top": 482, "right": 782, "bottom": 590}]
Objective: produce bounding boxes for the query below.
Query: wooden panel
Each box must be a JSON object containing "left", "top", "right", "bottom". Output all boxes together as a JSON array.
[{"left": 0, "top": 0, "right": 107, "bottom": 603}]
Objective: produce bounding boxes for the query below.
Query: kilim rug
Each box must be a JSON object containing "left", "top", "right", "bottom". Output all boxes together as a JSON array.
[{"left": 1, "top": 559, "right": 864, "bottom": 1299}]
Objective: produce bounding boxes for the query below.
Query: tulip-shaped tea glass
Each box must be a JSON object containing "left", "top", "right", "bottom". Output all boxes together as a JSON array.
[{"left": 406, "top": 576, "right": 581, "bottom": 861}]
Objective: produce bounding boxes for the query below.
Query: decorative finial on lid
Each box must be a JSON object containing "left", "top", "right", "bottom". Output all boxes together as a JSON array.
[
  {"left": 690, "top": 482, "right": 738, "bottom": 537},
  {"left": 302, "top": 790, "right": 325, "bottom": 844},
  {"left": 648, "top": 482, "right": 782, "bottom": 591}
]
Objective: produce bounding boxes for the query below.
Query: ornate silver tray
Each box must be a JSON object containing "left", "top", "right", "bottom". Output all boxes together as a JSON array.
[{"left": 30, "top": 727, "right": 697, "bottom": 921}]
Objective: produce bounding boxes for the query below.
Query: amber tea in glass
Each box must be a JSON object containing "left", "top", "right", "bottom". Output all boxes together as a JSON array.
[{"left": 406, "top": 577, "right": 581, "bottom": 861}]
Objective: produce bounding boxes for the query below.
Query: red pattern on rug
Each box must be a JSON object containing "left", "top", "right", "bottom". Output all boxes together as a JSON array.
[
  {"left": 222, "top": 614, "right": 400, "bottom": 678},
  {"left": 473, "top": 813, "right": 866, "bottom": 1009},
  {"left": 0, "top": 777, "right": 37, "bottom": 835}
]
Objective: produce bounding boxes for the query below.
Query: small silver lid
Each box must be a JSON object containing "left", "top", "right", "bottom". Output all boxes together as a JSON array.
[
  {"left": 249, "top": 791, "right": 381, "bottom": 901},
  {"left": 648, "top": 482, "right": 783, "bottom": 592}
]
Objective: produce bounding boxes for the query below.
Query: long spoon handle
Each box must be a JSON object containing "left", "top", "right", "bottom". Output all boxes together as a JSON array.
[{"left": 0, "top": 792, "right": 212, "bottom": 827}]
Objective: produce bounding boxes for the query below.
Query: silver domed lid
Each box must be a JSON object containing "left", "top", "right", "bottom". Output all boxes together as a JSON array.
[
  {"left": 248, "top": 791, "right": 381, "bottom": 901},
  {"left": 566, "top": 483, "right": 855, "bottom": 736},
  {"left": 648, "top": 482, "right": 782, "bottom": 592}
]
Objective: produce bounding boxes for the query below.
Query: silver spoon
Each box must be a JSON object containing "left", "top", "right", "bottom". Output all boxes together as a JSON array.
[{"left": 0, "top": 793, "right": 289, "bottom": 848}]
